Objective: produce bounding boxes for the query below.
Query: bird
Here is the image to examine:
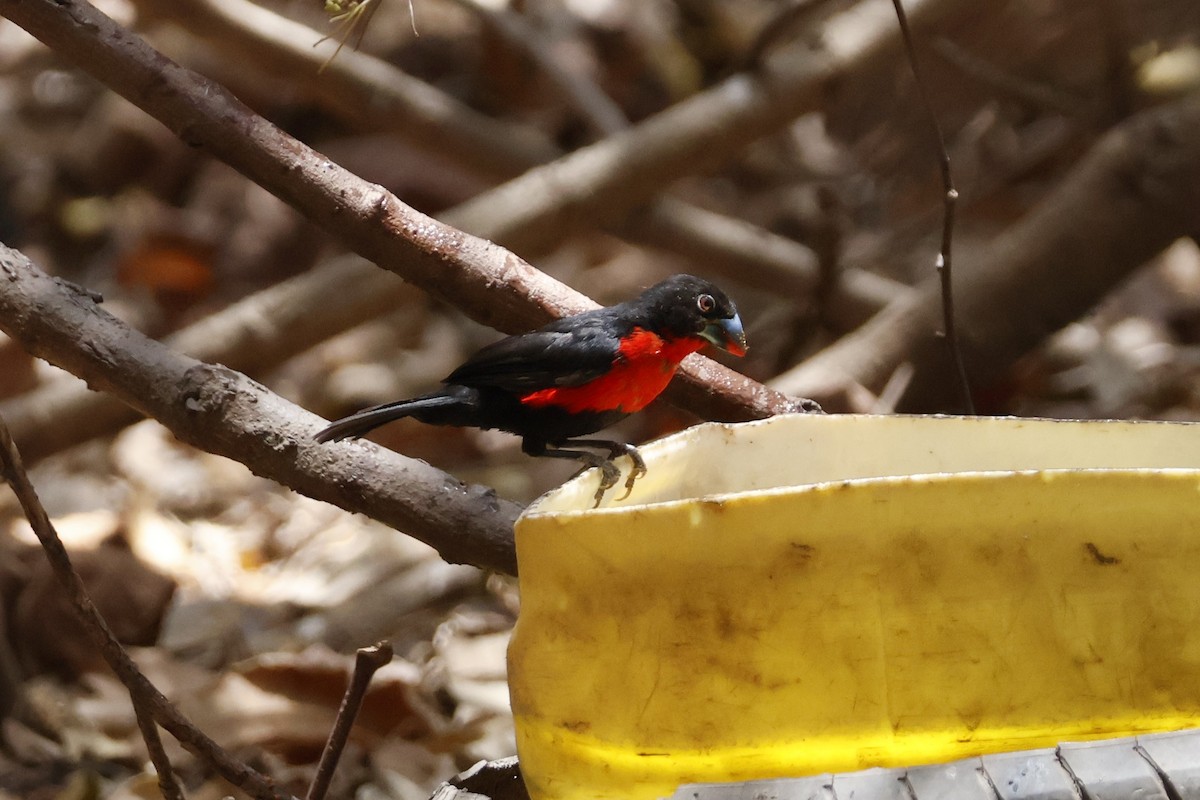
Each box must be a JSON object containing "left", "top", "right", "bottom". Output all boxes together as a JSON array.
[{"left": 315, "top": 274, "right": 747, "bottom": 505}]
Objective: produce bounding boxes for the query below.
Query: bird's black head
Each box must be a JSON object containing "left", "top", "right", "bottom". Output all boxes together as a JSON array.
[{"left": 633, "top": 274, "right": 747, "bottom": 356}]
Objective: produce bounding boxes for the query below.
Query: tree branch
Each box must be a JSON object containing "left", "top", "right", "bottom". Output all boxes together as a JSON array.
[
  {"left": 1, "top": 254, "right": 412, "bottom": 465},
  {"left": 306, "top": 642, "right": 394, "bottom": 800},
  {"left": 0, "top": 243, "right": 521, "bottom": 575},
  {"left": 890, "top": 0, "right": 972, "bottom": 413},
  {"left": 133, "top": 704, "right": 184, "bottom": 800}
]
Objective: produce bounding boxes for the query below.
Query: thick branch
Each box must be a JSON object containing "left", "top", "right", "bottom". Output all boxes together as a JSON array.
[
  {"left": 2, "top": 254, "right": 411, "bottom": 464},
  {"left": 0, "top": 243, "right": 521, "bottom": 575},
  {"left": 774, "top": 91, "right": 1200, "bottom": 409}
]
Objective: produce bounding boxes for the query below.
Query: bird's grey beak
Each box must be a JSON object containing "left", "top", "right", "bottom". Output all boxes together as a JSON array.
[{"left": 701, "top": 314, "right": 747, "bottom": 357}]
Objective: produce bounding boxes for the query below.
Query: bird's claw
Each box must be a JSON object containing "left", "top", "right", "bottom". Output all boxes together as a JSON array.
[
  {"left": 592, "top": 461, "right": 622, "bottom": 508},
  {"left": 615, "top": 448, "right": 647, "bottom": 501},
  {"left": 566, "top": 442, "right": 646, "bottom": 507}
]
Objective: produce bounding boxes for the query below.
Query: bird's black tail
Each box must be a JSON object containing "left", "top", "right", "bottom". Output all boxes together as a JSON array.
[{"left": 314, "top": 394, "right": 463, "bottom": 443}]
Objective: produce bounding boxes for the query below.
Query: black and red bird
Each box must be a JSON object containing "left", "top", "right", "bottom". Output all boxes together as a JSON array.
[{"left": 315, "top": 274, "right": 747, "bottom": 504}]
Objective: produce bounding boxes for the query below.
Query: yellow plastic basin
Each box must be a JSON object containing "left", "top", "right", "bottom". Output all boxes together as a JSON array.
[{"left": 507, "top": 414, "right": 1200, "bottom": 800}]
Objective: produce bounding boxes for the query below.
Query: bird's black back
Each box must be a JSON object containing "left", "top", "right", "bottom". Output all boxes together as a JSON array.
[{"left": 445, "top": 274, "right": 736, "bottom": 395}]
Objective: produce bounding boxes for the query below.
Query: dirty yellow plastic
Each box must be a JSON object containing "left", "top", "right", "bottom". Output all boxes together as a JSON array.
[{"left": 507, "top": 414, "right": 1200, "bottom": 800}]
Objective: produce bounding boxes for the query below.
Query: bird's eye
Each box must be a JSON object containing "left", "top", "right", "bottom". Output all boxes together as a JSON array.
[{"left": 697, "top": 293, "right": 716, "bottom": 314}]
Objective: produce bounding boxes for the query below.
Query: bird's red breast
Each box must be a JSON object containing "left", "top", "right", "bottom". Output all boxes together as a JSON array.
[{"left": 519, "top": 328, "right": 705, "bottom": 414}]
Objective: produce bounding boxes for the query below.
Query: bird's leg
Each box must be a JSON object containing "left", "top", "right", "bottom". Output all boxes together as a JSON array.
[
  {"left": 545, "top": 449, "right": 621, "bottom": 506},
  {"left": 525, "top": 438, "right": 648, "bottom": 506},
  {"left": 560, "top": 439, "right": 648, "bottom": 502}
]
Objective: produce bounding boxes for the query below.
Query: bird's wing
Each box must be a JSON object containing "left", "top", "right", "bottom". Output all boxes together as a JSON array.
[{"left": 445, "top": 314, "right": 622, "bottom": 392}]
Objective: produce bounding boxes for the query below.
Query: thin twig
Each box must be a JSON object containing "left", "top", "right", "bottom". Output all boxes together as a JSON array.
[
  {"left": 889, "top": 0, "right": 973, "bottom": 413},
  {"left": 0, "top": 412, "right": 296, "bottom": 800},
  {"left": 133, "top": 704, "right": 185, "bottom": 800},
  {"left": 306, "top": 642, "right": 394, "bottom": 800}
]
